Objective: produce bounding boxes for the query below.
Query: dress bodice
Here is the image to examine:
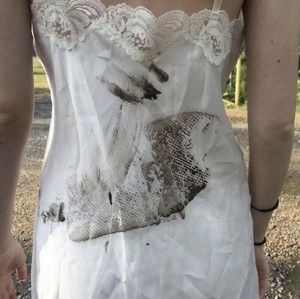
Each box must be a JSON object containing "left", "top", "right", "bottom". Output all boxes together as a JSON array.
[{"left": 29, "top": 0, "right": 247, "bottom": 242}]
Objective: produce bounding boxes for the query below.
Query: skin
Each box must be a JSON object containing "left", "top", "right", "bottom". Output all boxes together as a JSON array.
[
  {"left": 0, "top": 0, "right": 299, "bottom": 298},
  {"left": 0, "top": 0, "right": 33, "bottom": 298},
  {"left": 101, "top": 0, "right": 245, "bottom": 20},
  {"left": 242, "top": 1, "right": 300, "bottom": 297}
]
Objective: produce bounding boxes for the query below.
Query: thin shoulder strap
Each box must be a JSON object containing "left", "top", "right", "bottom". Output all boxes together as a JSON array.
[{"left": 212, "top": 0, "right": 223, "bottom": 11}]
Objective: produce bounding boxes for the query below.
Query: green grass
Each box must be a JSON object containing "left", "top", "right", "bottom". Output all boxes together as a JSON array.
[{"left": 33, "top": 56, "right": 50, "bottom": 96}]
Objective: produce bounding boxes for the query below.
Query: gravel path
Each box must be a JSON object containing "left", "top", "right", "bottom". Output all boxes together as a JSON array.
[{"left": 10, "top": 99, "right": 300, "bottom": 298}]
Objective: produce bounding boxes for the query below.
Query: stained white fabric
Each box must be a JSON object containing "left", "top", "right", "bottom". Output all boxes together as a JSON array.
[{"left": 29, "top": 0, "right": 260, "bottom": 298}]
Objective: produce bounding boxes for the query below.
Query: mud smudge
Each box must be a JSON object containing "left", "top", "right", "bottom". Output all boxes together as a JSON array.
[
  {"left": 110, "top": 103, "right": 123, "bottom": 148},
  {"left": 137, "top": 76, "right": 161, "bottom": 100},
  {"left": 179, "top": 210, "right": 185, "bottom": 219},
  {"left": 106, "top": 80, "right": 141, "bottom": 104},
  {"left": 99, "top": 60, "right": 168, "bottom": 104},
  {"left": 104, "top": 240, "right": 109, "bottom": 252},
  {"left": 108, "top": 191, "right": 113, "bottom": 205},
  {"left": 125, "top": 73, "right": 162, "bottom": 100},
  {"left": 103, "top": 76, "right": 161, "bottom": 103},
  {"left": 142, "top": 111, "right": 213, "bottom": 217},
  {"left": 149, "top": 63, "right": 169, "bottom": 82},
  {"left": 41, "top": 202, "right": 65, "bottom": 223},
  {"left": 95, "top": 166, "right": 101, "bottom": 182},
  {"left": 65, "top": 112, "right": 218, "bottom": 242}
]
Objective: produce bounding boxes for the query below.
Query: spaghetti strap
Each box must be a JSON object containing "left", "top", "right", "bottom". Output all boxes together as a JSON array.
[{"left": 212, "top": 0, "right": 223, "bottom": 11}]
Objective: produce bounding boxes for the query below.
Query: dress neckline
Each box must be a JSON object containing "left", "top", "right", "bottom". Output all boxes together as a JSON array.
[
  {"left": 98, "top": 1, "right": 243, "bottom": 25},
  {"left": 30, "top": 0, "right": 245, "bottom": 65}
]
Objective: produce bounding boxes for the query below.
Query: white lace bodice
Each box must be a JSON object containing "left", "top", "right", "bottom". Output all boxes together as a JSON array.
[{"left": 30, "top": 0, "right": 244, "bottom": 66}]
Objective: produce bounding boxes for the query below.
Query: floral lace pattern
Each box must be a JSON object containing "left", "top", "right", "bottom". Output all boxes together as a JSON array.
[{"left": 30, "top": 0, "right": 244, "bottom": 65}]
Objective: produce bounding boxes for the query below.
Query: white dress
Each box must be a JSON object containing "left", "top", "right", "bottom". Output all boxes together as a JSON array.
[{"left": 29, "top": 0, "right": 260, "bottom": 298}]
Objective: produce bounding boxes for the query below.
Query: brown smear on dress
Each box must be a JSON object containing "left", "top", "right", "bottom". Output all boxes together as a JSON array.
[
  {"left": 142, "top": 111, "right": 213, "bottom": 217},
  {"left": 105, "top": 81, "right": 141, "bottom": 104},
  {"left": 109, "top": 103, "right": 124, "bottom": 153},
  {"left": 100, "top": 60, "right": 169, "bottom": 103},
  {"left": 179, "top": 211, "right": 185, "bottom": 219},
  {"left": 108, "top": 192, "right": 113, "bottom": 205},
  {"left": 149, "top": 63, "right": 169, "bottom": 82},
  {"left": 104, "top": 75, "right": 162, "bottom": 102},
  {"left": 141, "top": 78, "right": 162, "bottom": 100},
  {"left": 63, "top": 112, "right": 217, "bottom": 242},
  {"left": 41, "top": 202, "right": 65, "bottom": 223},
  {"left": 104, "top": 240, "right": 109, "bottom": 252}
]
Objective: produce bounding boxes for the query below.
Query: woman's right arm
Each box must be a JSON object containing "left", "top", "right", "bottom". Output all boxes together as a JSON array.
[
  {"left": 243, "top": 0, "right": 300, "bottom": 244},
  {"left": 0, "top": 0, "right": 33, "bottom": 297}
]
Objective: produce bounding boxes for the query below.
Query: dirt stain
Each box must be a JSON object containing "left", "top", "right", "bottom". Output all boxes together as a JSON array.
[
  {"left": 41, "top": 202, "right": 65, "bottom": 223},
  {"left": 108, "top": 191, "right": 113, "bottom": 205},
  {"left": 100, "top": 60, "right": 169, "bottom": 104},
  {"left": 104, "top": 240, "right": 109, "bottom": 252},
  {"left": 64, "top": 112, "right": 217, "bottom": 241},
  {"left": 140, "top": 78, "right": 162, "bottom": 100},
  {"left": 149, "top": 63, "right": 169, "bottom": 82},
  {"left": 106, "top": 81, "right": 141, "bottom": 104},
  {"left": 103, "top": 76, "right": 162, "bottom": 103},
  {"left": 142, "top": 111, "right": 213, "bottom": 217}
]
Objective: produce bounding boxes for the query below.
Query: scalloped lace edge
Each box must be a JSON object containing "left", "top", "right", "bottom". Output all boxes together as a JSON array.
[{"left": 30, "top": 0, "right": 244, "bottom": 65}]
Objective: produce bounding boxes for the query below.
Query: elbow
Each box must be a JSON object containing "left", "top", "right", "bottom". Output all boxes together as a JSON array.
[
  {"left": 278, "top": 123, "right": 295, "bottom": 142},
  {"left": 0, "top": 105, "right": 34, "bottom": 137},
  {"left": 254, "top": 121, "right": 295, "bottom": 144}
]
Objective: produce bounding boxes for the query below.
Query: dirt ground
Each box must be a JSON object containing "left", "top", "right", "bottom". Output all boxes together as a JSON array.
[{"left": 10, "top": 101, "right": 300, "bottom": 298}]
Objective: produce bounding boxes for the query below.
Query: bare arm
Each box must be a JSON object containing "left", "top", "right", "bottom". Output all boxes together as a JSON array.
[
  {"left": 242, "top": 0, "right": 300, "bottom": 243},
  {"left": 0, "top": 0, "right": 34, "bottom": 247}
]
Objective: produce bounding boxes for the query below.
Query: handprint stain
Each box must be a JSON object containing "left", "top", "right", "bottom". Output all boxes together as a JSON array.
[
  {"left": 60, "top": 111, "right": 219, "bottom": 242},
  {"left": 98, "top": 60, "right": 169, "bottom": 103},
  {"left": 95, "top": 59, "right": 170, "bottom": 171},
  {"left": 142, "top": 112, "right": 211, "bottom": 217},
  {"left": 101, "top": 78, "right": 161, "bottom": 103}
]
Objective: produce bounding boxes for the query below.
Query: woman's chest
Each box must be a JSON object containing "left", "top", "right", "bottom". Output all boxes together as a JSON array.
[{"left": 100, "top": 0, "right": 215, "bottom": 18}]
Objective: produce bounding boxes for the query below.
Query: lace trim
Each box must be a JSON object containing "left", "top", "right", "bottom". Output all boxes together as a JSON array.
[{"left": 30, "top": 0, "right": 244, "bottom": 65}]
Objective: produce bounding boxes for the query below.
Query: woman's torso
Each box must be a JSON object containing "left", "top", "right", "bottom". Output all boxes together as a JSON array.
[{"left": 29, "top": 1, "right": 260, "bottom": 298}]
